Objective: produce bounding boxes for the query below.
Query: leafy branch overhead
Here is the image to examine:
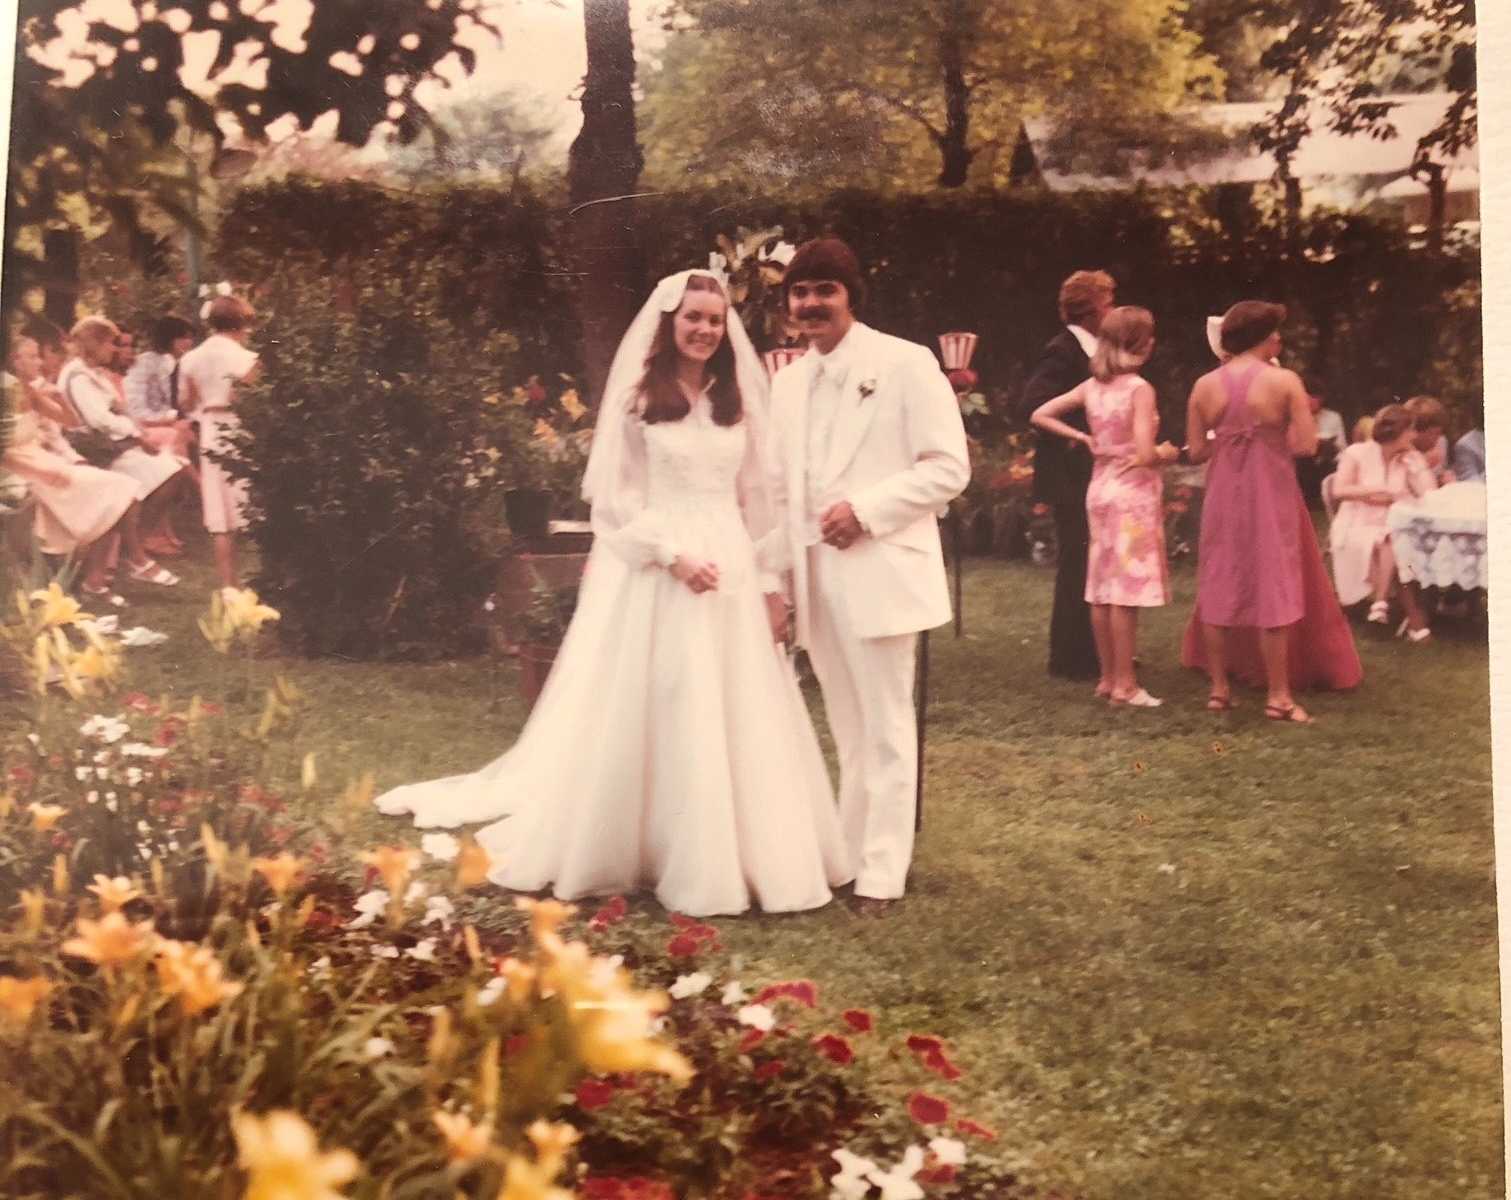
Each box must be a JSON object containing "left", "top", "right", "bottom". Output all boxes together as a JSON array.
[{"left": 7, "top": 0, "right": 500, "bottom": 303}]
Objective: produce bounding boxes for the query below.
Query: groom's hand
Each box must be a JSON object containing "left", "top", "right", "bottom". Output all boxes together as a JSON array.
[
  {"left": 763, "top": 592, "right": 791, "bottom": 645},
  {"left": 820, "top": 502, "right": 865, "bottom": 550}
]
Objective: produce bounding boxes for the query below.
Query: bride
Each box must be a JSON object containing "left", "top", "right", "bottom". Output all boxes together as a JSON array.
[{"left": 375, "top": 269, "right": 854, "bottom": 916}]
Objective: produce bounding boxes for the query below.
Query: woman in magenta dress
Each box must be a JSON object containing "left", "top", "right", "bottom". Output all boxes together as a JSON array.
[
  {"left": 1033, "top": 307, "right": 1178, "bottom": 706},
  {"left": 1181, "top": 302, "right": 1361, "bottom": 722}
]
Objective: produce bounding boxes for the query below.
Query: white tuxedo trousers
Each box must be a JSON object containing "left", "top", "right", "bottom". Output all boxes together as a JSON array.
[{"left": 804, "top": 543, "right": 918, "bottom": 899}]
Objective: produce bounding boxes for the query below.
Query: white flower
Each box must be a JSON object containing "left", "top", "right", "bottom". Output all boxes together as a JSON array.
[
  {"left": 363, "top": 1036, "right": 394, "bottom": 1059},
  {"left": 356, "top": 33, "right": 375, "bottom": 54},
  {"left": 721, "top": 980, "right": 748, "bottom": 1006},
  {"left": 422, "top": 896, "right": 455, "bottom": 929},
  {"left": 1157, "top": 862, "right": 1177, "bottom": 875},
  {"left": 105, "top": 794, "right": 119, "bottom": 813},
  {"left": 400, "top": 32, "right": 420, "bottom": 49},
  {"left": 476, "top": 976, "right": 505, "bottom": 1007},
  {"left": 420, "top": 832, "right": 460, "bottom": 862},
  {"left": 136, "top": 820, "right": 152, "bottom": 836},
  {"left": 371, "top": 945, "right": 400, "bottom": 959},
  {"left": 349, "top": 889, "right": 390, "bottom": 929},
  {"left": 93, "top": 750, "right": 110, "bottom": 763},
  {"left": 200, "top": 300, "right": 213, "bottom": 321},
  {"left": 830, "top": 1148, "right": 878, "bottom": 1200},
  {"left": 866, "top": 1146, "right": 926, "bottom": 1200},
  {"left": 80, "top": 715, "right": 130, "bottom": 744},
  {"left": 669, "top": 971, "right": 712, "bottom": 1000},
  {"left": 308, "top": 955, "right": 331, "bottom": 977},
  {"left": 119, "top": 626, "right": 169, "bottom": 647},
  {"left": 86, "top": 791, "right": 99, "bottom": 805},
  {"left": 125, "top": 767, "right": 145, "bottom": 787},
  {"left": 74, "top": 766, "right": 91, "bottom": 781},
  {"left": 121, "top": 742, "right": 170, "bottom": 759},
  {"left": 763, "top": 240, "right": 797, "bottom": 267},
  {"left": 405, "top": 880, "right": 428, "bottom": 903},
  {"left": 95, "top": 766, "right": 109, "bottom": 779},
  {"left": 198, "top": 284, "right": 212, "bottom": 299},
  {"left": 927, "top": 1137, "right": 967, "bottom": 1166},
  {"left": 215, "top": 280, "right": 232, "bottom": 296},
  {"left": 26, "top": 733, "right": 40, "bottom": 747},
  {"left": 737, "top": 1003, "right": 775, "bottom": 1032},
  {"left": 81, "top": 615, "right": 118, "bottom": 635},
  {"left": 405, "top": 938, "right": 438, "bottom": 963}
]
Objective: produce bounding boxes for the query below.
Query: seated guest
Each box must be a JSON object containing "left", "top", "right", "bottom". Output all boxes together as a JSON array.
[
  {"left": 3, "top": 332, "right": 145, "bottom": 596},
  {"left": 1297, "top": 386, "right": 1346, "bottom": 506},
  {"left": 1451, "top": 394, "right": 1485, "bottom": 482},
  {"left": 125, "top": 315, "right": 199, "bottom": 555},
  {"left": 1404, "top": 395, "right": 1455, "bottom": 486},
  {"left": 57, "top": 316, "right": 185, "bottom": 587},
  {"left": 1328, "top": 403, "right": 1436, "bottom": 639}
]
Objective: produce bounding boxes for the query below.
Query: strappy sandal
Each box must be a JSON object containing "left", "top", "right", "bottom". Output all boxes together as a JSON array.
[
  {"left": 1206, "top": 692, "right": 1236, "bottom": 711},
  {"left": 80, "top": 583, "right": 126, "bottom": 606},
  {"left": 1093, "top": 682, "right": 1114, "bottom": 700},
  {"left": 1367, "top": 600, "right": 1390, "bottom": 624},
  {"left": 1264, "top": 702, "right": 1313, "bottom": 724},
  {"left": 1110, "top": 688, "right": 1163, "bottom": 708},
  {"left": 128, "top": 560, "right": 180, "bottom": 587}
]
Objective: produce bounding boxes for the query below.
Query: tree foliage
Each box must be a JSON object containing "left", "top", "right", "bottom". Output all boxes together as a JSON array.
[
  {"left": 641, "top": 0, "right": 1223, "bottom": 191},
  {"left": 6, "top": 0, "right": 500, "bottom": 312}
]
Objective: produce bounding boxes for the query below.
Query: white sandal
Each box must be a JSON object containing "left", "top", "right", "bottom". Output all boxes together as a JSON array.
[
  {"left": 128, "top": 560, "right": 180, "bottom": 587},
  {"left": 1367, "top": 600, "right": 1390, "bottom": 624},
  {"left": 1110, "top": 688, "right": 1163, "bottom": 708}
]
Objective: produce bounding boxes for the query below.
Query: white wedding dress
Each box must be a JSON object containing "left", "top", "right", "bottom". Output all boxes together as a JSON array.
[{"left": 375, "top": 392, "right": 853, "bottom": 916}]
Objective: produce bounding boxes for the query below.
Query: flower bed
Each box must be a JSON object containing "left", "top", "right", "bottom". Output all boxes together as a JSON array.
[{"left": 0, "top": 586, "right": 1031, "bottom": 1200}]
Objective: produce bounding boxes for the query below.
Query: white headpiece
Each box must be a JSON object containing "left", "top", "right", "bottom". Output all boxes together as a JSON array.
[
  {"left": 580, "top": 269, "right": 775, "bottom": 547},
  {"left": 1205, "top": 315, "right": 1225, "bottom": 361}
]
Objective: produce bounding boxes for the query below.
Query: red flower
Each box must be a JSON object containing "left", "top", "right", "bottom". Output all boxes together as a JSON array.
[
  {"left": 842, "top": 1008, "right": 874, "bottom": 1034},
  {"left": 50, "top": 831, "right": 73, "bottom": 851},
  {"left": 812, "top": 1033, "right": 855, "bottom": 1065},
  {"left": 308, "top": 842, "right": 329, "bottom": 865},
  {"left": 754, "top": 979, "right": 818, "bottom": 1008},
  {"left": 668, "top": 912, "right": 697, "bottom": 929},
  {"left": 575, "top": 1077, "right": 619, "bottom": 1111},
  {"left": 199, "top": 701, "right": 224, "bottom": 716},
  {"left": 666, "top": 932, "right": 703, "bottom": 958},
  {"left": 48, "top": 755, "right": 63, "bottom": 769},
  {"left": 1031, "top": 502, "right": 1050, "bottom": 516},
  {"left": 8, "top": 765, "right": 34, "bottom": 790},
  {"left": 908, "top": 1034, "right": 964, "bottom": 1081},
  {"left": 590, "top": 895, "right": 629, "bottom": 928},
  {"left": 738, "top": 1028, "right": 767, "bottom": 1053},
  {"left": 754, "top": 1059, "right": 785, "bottom": 1081},
  {"left": 908, "top": 1091, "right": 951, "bottom": 1126},
  {"left": 955, "top": 1117, "right": 999, "bottom": 1142},
  {"left": 123, "top": 692, "right": 159, "bottom": 714},
  {"left": 152, "top": 723, "right": 179, "bottom": 748},
  {"left": 918, "top": 1164, "right": 959, "bottom": 1184}
]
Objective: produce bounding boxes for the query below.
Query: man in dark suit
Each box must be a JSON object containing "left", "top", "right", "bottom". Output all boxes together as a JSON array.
[{"left": 1017, "top": 269, "right": 1116, "bottom": 680}]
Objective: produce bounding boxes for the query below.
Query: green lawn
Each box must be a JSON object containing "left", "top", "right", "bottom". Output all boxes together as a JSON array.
[{"left": 7, "top": 546, "right": 1499, "bottom": 1200}]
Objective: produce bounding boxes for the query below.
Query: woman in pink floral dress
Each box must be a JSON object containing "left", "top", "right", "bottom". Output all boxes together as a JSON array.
[{"left": 1033, "top": 307, "right": 1177, "bottom": 706}]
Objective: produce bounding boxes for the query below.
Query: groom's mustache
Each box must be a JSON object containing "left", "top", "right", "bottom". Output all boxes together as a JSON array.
[{"left": 795, "top": 306, "right": 832, "bottom": 321}]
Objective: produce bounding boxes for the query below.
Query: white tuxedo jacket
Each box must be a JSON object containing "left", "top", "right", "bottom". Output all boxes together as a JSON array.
[{"left": 759, "top": 322, "right": 970, "bottom": 644}]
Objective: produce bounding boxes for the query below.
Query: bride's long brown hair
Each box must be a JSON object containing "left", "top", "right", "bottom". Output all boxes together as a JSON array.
[{"left": 638, "top": 275, "right": 743, "bottom": 427}]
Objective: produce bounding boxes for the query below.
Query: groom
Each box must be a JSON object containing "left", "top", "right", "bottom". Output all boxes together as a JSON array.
[{"left": 761, "top": 238, "right": 970, "bottom": 911}]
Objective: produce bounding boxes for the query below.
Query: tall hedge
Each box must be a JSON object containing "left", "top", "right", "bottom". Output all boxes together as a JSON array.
[{"left": 220, "top": 180, "right": 1482, "bottom": 436}]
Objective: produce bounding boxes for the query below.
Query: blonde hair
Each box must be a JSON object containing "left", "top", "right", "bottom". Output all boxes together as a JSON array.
[
  {"left": 69, "top": 315, "right": 119, "bottom": 348},
  {"left": 1351, "top": 415, "right": 1374, "bottom": 444},
  {"left": 1089, "top": 306, "right": 1154, "bottom": 383}
]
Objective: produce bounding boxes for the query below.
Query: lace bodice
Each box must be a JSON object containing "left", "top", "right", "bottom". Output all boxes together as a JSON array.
[{"left": 642, "top": 398, "right": 747, "bottom": 515}]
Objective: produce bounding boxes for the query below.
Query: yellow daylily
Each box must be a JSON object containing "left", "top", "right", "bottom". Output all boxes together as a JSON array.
[
  {"left": 454, "top": 839, "right": 492, "bottom": 889},
  {"left": 154, "top": 939, "right": 244, "bottom": 1017},
  {"left": 515, "top": 897, "right": 575, "bottom": 945},
  {"left": 29, "top": 582, "right": 88, "bottom": 629},
  {"left": 359, "top": 846, "right": 418, "bottom": 899},
  {"left": 18, "top": 889, "right": 46, "bottom": 936},
  {"left": 70, "top": 627, "right": 123, "bottom": 689},
  {"left": 433, "top": 1110, "right": 492, "bottom": 1163},
  {"left": 231, "top": 1109, "right": 359, "bottom": 1200},
  {"left": 496, "top": 1152, "right": 574, "bottom": 1200},
  {"left": 61, "top": 911, "right": 156, "bottom": 971},
  {"left": 221, "top": 588, "right": 281, "bottom": 635},
  {"left": 0, "top": 975, "right": 52, "bottom": 1024},
  {"left": 28, "top": 803, "right": 64, "bottom": 833},
  {"left": 252, "top": 853, "right": 305, "bottom": 898},
  {"left": 87, "top": 874, "right": 142, "bottom": 913},
  {"left": 525, "top": 1121, "right": 579, "bottom": 1179}
]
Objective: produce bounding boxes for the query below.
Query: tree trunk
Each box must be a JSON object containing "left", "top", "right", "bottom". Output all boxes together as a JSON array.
[
  {"left": 567, "top": 0, "right": 646, "bottom": 407},
  {"left": 42, "top": 228, "right": 82, "bottom": 330},
  {"left": 936, "top": 0, "right": 973, "bottom": 187}
]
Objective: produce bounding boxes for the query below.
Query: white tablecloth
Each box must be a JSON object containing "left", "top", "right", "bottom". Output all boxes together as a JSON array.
[{"left": 1387, "top": 481, "right": 1488, "bottom": 591}]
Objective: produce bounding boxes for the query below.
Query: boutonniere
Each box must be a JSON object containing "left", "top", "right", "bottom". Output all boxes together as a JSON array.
[{"left": 857, "top": 377, "right": 878, "bottom": 400}]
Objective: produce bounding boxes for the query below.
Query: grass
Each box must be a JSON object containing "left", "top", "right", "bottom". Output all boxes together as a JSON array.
[{"left": 4, "top": 540, "right": 1499, "bottom": 1200}]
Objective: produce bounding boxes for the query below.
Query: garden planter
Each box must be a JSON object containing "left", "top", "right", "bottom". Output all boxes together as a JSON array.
[
  {"left": 504, "top": 488, "right": 553, "bottom": 538},
  {"left": 517, "top": 641, "right": 560, "bottom": 708}
]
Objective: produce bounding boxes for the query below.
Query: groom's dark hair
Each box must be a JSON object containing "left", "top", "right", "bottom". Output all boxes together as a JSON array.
[{"left": 784, "top": 237, "right": 867, "bottom": 312}]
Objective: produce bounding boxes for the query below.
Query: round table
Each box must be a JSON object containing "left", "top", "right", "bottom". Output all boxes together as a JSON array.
[{"left": 1386, "top": 481, "right": 1488, "bottom": 592}]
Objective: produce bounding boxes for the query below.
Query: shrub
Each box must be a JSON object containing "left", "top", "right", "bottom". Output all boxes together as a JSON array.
[{"left": 223, "top": 267, "right": 533, "bottom": 661}]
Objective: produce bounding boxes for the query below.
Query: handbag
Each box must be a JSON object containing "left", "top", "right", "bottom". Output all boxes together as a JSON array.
[{"left": 66, "top": 427, "right": 139, "bottom": 468}]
